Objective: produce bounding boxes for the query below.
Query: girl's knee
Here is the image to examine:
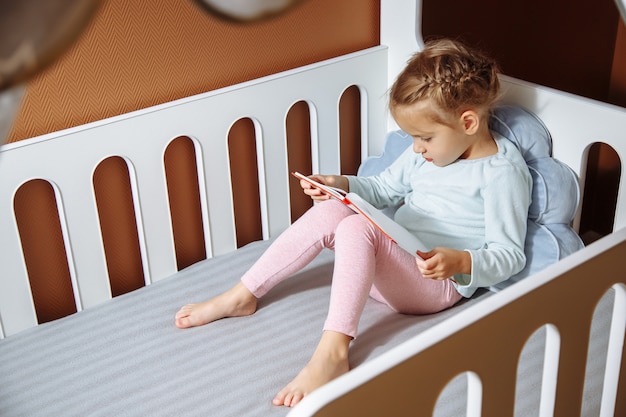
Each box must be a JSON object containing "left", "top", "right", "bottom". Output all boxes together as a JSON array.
[
  {"left": 336, "top": 213, "right": 376, "bottom": 237},
  {"left": 310, "top": 199, "right": 353, "bottom": 218},
  {"left": 296, "top": 200, "right": 351, "bottom": 226}
]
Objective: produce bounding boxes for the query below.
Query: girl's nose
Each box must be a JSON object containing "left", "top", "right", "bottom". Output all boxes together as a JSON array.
[{"left": 413, "top": 143, "right": 425, "bottom": 154}]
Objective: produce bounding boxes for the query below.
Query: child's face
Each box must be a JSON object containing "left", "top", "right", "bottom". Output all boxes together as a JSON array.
[{"left": 392, "top": 101, "right": 474, "bottom": 167}]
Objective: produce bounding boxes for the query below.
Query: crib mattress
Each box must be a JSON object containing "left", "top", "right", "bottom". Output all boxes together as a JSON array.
[{"left": 0, "top": 239, "right": 609, "bottom": 416}]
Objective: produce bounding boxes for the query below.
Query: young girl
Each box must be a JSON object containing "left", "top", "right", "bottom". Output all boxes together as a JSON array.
[{"left": 175, "top": 38, "right": 532, "bottom": 408}]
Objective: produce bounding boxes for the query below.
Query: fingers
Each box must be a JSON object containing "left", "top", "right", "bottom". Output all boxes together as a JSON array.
[
  {"left": 301, "top": 184, "right": 330, "bottom": 200},
  {"left": 415, "top": 256, "right": 434, "bottom": 278},
  {"left": 299, "top": 178, "right": 331, "bottom": 201},
  {"left": 417, "top": 265, "right": 445, "bottom": 280},
  {"left": 415, "top": 249, "right": 446, "bottom": 280}
]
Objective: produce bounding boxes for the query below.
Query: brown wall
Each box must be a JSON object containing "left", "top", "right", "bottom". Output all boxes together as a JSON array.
[
  {"left": 610, "top": 18, "right": 626, "bottom": 106},
  {"left": 8, "top": 0, "right": 379, "bottom": 142},
  {"left": 422, "top": 0, "right": 624, "bottom": 105}
]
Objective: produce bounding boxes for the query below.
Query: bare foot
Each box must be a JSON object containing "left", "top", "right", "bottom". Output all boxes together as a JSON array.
[
  {"left": 272, "top": 331, "right": 351, "bottom": 407},
  {"left": 175, "top": 282, "right": 257, "bottom": 328}
]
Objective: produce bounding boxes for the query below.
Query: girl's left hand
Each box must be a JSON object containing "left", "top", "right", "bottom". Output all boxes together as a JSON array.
[{"left": 415, "top": 247, "right": 471, "bottom": 280}]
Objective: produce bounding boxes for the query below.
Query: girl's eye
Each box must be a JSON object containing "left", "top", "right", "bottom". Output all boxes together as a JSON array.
[{"left": 420, "top": 137, "right": 432, "bottom": 142}]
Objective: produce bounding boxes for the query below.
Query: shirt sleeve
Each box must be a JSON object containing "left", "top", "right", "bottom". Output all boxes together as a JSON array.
[
  {"left": 347, "top": 147, "right": 421, "bottom": 209},
  {"left": 455, "top": 161, "right": 532, "bottom": 296}
]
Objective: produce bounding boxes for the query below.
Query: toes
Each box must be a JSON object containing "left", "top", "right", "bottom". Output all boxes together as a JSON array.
[
  {"left": 174, "top": 317, "right": 189, "bottom": 328},
  {"left": 273, "top": 386, "right": 305, "bottom": 407},
  {"left": 174, "top": 305, "right": 192, "bottom": 319},
  {"left": 272, "top": 388, "right": 288, "bottom": 406},
  {"left": 174, "top": 305, "right": 195, "bottom": 328},
  {"left": 283, "top": 393, "right": 294, "bottom": 407},
  {"left": 283, "top": 391, "right": 299, "bottom": 408},
  {"left": 289, "top": 392, "right": 304, "bottom": 407}
]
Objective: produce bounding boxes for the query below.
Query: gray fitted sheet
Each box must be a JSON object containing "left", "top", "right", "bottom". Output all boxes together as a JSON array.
[{"left": 0, "top": 239, "right": 609, "bottom": 416}]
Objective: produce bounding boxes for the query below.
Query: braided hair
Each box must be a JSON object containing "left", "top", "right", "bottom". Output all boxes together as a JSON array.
[{"left": 389, "top": 39, "right": 500, "bottom": 124}]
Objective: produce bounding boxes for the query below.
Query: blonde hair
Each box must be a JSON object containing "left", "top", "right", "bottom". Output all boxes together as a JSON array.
[{"left": 389, "top": 38, "right": 500, "bottom": 124}]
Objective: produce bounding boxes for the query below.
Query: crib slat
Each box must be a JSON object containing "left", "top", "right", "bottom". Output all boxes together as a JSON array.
[
  {"left": 54, "top": 157, "right": 112, "bottom": 308},
  {"left": 113, "top": 120, "right": 180, "bottom": 283},
  {"left": 315, "top": 98, "right": 342, "bottom": 176},
  {"left": 197, "top": 120, "right": 238, "bottom": 256},
  {"left": 600, "top": 284, "right": 626, "bottom": 416},
  {"left": 256, "top": 118, "right": 290, "bottom": 238},
  {"left": 0, "top": 205, "right": 38, "bottom": 337}
]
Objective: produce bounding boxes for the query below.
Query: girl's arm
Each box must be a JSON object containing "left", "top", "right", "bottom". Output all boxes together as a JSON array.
[
  {"left": 457, "top": 162, "right": 532, "bottom": 292},
  {"left": 348, "top": 148, "right": 419, "bottom": 209}
]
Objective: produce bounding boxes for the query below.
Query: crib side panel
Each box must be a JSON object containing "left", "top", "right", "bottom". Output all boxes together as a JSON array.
[{"left": 0, "top": 46, "right": 389, "bottom": 338}]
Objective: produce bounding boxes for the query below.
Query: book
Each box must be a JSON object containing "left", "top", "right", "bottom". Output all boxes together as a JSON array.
[{"left": 292, "top": 172, "right": 427, "bottom": 259}]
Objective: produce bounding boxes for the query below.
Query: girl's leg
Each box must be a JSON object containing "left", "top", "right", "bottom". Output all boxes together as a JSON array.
[
  {"left": 175, "top": 200, "right": 354, "bottom": 328},
  {"left": 174, "top": 281, "right": 258, "bottom": 328},
  {"left": 272, "top": 330, "right": 351, "bottom": 407},
  {"left": 240, "top": 200, "right": 353, "bottom": 297},
  {"left": 273, "top": 214, "right": 462, "bottom": 407},
  {"left": 324, "top": 214, "right": 462, "bottom": 338}
]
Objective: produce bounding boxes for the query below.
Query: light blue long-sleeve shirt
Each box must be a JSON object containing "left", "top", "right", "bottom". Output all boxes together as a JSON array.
[{"left": 348, "top": 133, "right": 532, "bottom": 297}]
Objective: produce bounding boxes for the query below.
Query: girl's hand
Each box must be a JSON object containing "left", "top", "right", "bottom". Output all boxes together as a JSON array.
[
  {"left": 415, "top": 247, "right": 471, "bottom": 280},
  {"left": 300, "top": 174, "right": 349, "bottom": 201}
]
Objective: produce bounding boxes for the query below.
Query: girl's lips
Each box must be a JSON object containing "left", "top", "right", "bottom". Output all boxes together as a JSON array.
[{"left": 424, "top": 157, "right": 433, "bottom": 162}]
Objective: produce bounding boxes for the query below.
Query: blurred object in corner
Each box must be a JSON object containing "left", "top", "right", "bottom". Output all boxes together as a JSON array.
[
  {"left": 0, "top": 0, "right": 307, "bottom": 144},
  {"left": 0, "top": 0, "right": 101, "bottom": 143},
  {"left": 193, "top": 0, "right": 306, "bottom": 22},
  {"left": 0, "top": 0, "right": 101, "bottom": 91},
  {"left": 0, "top": 85, "right": 25, "bottom": 143}
]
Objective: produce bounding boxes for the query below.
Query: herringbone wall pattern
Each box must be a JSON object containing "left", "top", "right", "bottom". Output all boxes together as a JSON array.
[{"left": 8, "top": 0, "right": 379, "bottom": 142}]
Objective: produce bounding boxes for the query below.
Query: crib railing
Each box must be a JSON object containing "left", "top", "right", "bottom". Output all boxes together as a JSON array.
[{"left": 0, "top": 46, "right": 389, "bottom": 338}]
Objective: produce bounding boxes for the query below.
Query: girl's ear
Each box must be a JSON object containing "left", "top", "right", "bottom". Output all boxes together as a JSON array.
[{"left": 460, "top": 110, "right": 480, "bottom": 135}]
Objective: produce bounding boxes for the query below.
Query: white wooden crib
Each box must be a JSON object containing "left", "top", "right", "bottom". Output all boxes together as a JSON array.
[{"left": 1, "top": 1, "right": 625, "bottom": 416}]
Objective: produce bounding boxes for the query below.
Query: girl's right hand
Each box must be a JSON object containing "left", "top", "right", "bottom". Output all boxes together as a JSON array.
[
  {"left": 300, "top": 174, "right": 349, "bottom": 201},
  {"left": 415, "top": 247, "right": 471, "bottom": 280},
  {"left": 300, "top": 174, "right": 330, "bottom": 201}
]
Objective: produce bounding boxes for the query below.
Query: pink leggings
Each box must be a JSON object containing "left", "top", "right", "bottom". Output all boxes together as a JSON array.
[{"left": 241, "top": 200, "right": 462, "bottom": 338}]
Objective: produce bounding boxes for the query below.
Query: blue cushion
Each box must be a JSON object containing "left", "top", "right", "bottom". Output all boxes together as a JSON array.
[
  {"left": 357, "top": 105, "right": 585, "bottom": 291},
  {"left": 489, "top": 106, "right": 580, "bottom": 225},
  {"left": 358, "top": 130, "right": 413, "bottom": 177}
]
